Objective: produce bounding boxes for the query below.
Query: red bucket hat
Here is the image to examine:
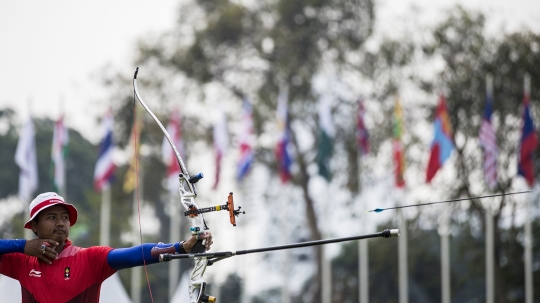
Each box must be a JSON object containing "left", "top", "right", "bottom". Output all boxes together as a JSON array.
[{"left": 24, "top": 192, "right": 78, "bottom": 229}]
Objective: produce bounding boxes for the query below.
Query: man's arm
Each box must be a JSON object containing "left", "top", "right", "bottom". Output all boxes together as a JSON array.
[
  {"left": 0, "top": 239, "right": 26, "bottom": 255},
  {"left": 0, "top": 238, "right": 58, "bottom": 264},
  {"left": 107, "top": 232, "right": 213, "bottom": 270}
]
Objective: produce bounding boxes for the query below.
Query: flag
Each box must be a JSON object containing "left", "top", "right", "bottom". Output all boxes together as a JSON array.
[
  {"left": 94, "top": 112, "right": 116, "bottom": 192},
  {"left": 123, "top": 109, "right": 144, "bottom": 193},
  {"left": 357, "top": 97, "right": 370, "bottom": 155},
  {"left": 161, "top": 110, "right": 184, "bottom": 192},
  {"left": 426, "top": 95, "right": 454, "bottom": 183},
  {"left": 51, "top": 116, "right": 69, "bottom": 193},
  {"left": 518, "top": 90, "right": 538, "bottom": 187},
  {"left": 275, "top": 88, "right": 292, "bottom": 183},
  {"left": 393, "top": 98, "right": 405, "bottom": 188},
  {"left": 212, "top": 110, "right": 228, "bottom": 189},
  {"left": 237, "top": 97, "right": 254, "bottom": 181},
  {"left": 479, "top": 85, "right": 498, "bottom": 190},
  {"left": 15, "top": 117, "right": 39, "bottom": 200},
  {"left": 317, "top": 97, "right": 335, "bottom": 181}
]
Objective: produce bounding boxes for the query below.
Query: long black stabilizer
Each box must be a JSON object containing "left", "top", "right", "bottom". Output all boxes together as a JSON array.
[{"left": 159, "top": 229, "right": 399, "bottom": 263}]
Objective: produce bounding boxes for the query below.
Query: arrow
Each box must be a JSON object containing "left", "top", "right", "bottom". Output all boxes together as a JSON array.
[{"left": 368, "top": 190, "right": 531, "bottom": 213}]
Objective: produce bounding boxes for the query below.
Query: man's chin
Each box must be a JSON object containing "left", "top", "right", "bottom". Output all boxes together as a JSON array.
[{"left": 52, "top": 233, "right": 68, "bottom": 243}]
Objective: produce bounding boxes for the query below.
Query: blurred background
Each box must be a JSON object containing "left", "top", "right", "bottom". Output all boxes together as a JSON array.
[{"left": 0, "top": 0, "right": 539, "bottom": 302}]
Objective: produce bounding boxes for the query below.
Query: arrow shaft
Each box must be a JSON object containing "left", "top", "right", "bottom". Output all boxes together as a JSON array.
[{"left": 370, "top": 190, "right": 531, "bottom": 212}]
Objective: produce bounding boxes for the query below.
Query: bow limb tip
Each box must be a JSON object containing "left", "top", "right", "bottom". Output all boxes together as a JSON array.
[{"left": 134, "top": 67, "right": 139, "bottom": 79}]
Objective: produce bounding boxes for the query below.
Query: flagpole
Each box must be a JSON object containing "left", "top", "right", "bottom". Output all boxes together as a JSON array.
[
  {"left": 356, "top": 97, "right": 370, "bottom": 303},
  {"left": 524, "top": 188, "right": 534, "bottom": 303},
  {"left": 523, "top": 73, "right": 533, "bottom": 303},
  {"left": 99, "top": 187, "right": 111, "bottom": 246},
  {"left": 358, "top": 153, "right": 369, "bottom": 303},
  {"left": 485, "top": 203, "right": 494, "bottom": 303},
  {"left": 131, "top": 158, "right": 142, "bottom": 303},
  {"left": 440, "top": 207, "right": 450, "bottom": 303},
  {"left": 321, "top": 181, "right": 332, "bottom": 303},
  {"left": 398, "top": 189, "right": 408, "bottom": 303},
  {"left": 25, "top": 99, "right": 33, "bottom": 240},
  {"left": 61, "top": 100, "right": 67, "bottom": 199},
  {"left": 281, "top": 183, "right": 291, "bottom": 303},
  {"left": 169, "top": 189, "right": 181, "bottom": 301}
]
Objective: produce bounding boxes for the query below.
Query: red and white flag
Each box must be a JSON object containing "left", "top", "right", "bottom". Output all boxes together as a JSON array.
[
  {"left": 94, "top": 112, "right": 116, "bottom": 192},
  {"left": 162, "top": 110, "right": 184, "bottom": 192}
]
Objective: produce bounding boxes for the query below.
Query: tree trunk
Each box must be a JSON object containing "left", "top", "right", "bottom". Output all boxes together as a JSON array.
[{"left": 291, "top": 127, "right": 323, "bottom": 303}]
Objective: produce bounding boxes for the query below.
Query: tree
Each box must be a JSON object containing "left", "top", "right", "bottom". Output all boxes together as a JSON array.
[{"left": 130, "top": 0, "right": 376, "bottom": 301}]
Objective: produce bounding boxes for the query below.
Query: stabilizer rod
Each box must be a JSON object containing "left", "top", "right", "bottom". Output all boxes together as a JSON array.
[{"left": 160, "top": 229, "right": 399, "bottom": 262}]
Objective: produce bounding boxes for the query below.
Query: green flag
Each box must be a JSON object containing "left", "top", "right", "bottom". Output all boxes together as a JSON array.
[{"left": 317, "top": 98, "right": 335, "bottom": 181}]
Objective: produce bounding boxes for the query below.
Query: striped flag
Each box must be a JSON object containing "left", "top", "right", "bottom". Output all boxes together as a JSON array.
[
  {"left": 317, "top": 97, "right": 335, "bottom": 181},
  {"left": 212, "top": 109, "right": 228, "bottom": 190},
  {"left": 15, "top": 117, "right": 39, "bottom": 200},
  {"left": 51, "top": 116, "right": 69, "bottom": 194},
  {"left": 94, "top": 112, "right": 116, "bottom": 192},
  {"left": 275, "top": 88, "right": 292, "bottom": 183},
  {"left": 518, "top": 79, "right": 538, "bottom": 187},
  {"left": 426, "top": 95, "right": 454, "bottom": 183},
  {"left": 479, "top": 79, "right": 498, "bottom": 190},
  {"left": 357, "top": 97, "right": 370, "bottom": 155},
  {"left": 237, "top": 97, "right": 254, "bottom": 181},
  {"left": 161, "top": 110, "right": 184, "bottom": 193},
  {"left": 393, "top": 98, "right": 405, "bottom": 188}
]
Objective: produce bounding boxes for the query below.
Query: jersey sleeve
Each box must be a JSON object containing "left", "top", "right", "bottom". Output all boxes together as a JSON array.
[
  {"left": 84, "top": 246, "right": 116, "bottom": 281},
  {"left": 0, "top": 253, "right": 25, "bottom": 280}
]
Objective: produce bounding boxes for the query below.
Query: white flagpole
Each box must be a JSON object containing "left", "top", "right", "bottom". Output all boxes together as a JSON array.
[
  {"left": 58, "top": 96, "right": 67, "bottom": 199},
  {"left": 524, "top": 74, "right": 533, "bottom": 303},
  {"left": 398, "top": 189, "right": 408, "bottom": 303},
  {"left": 524, "top": 188, "right": 534, "bottom": 303},
  {"left": 99, "top": 187, "right": 111, "bottom": 247},
  {"left": 485, "top": 205, "right": 494, "bottom": 303},
  {"left": 169, "top": 189, "right": 181, "bottom": 301},
  {"left": 440, "top": 209, "right": 450, "bottom": 303},
  {"left": 322, "top": 182, "right": 333, "bottom": 303},
  {"left": 398, "top": 211, "right": 408, "bottom": 303},
  {"left": 131, "top": 159, "right": 143, "bottom": 303},
  {"left": 281, "top": 184, "right": 291, "bottom": 303},
  {"left": 359, "top": 236, "right": 369, "bottom": 303},
  {"left": 322, "top": 246, "right": 332, "bottom": 303},
  {"left": 358, "top": 152, "right": 369, "bottom": 303}
]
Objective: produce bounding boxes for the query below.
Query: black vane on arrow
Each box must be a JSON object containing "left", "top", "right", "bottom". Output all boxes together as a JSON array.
[{"left": 367, "top": 190, "right": 531, "bottom": 213}]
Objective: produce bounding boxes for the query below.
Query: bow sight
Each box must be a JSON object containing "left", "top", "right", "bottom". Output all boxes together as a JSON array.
[{"left": 184, "top": 192, "right": 245, "bottom": 226}]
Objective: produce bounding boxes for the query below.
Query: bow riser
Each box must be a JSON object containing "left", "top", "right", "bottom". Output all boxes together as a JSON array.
[{"left": 133, "top": 67, "right": 211, "bottom": 303}]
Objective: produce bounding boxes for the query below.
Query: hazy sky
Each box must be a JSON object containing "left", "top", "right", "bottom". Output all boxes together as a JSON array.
[{"left": 0, "top": 0, "right": 538, "bottom": 142}]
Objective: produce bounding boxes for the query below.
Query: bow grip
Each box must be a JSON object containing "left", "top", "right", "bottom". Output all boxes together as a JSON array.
[{"left": 190, "top": 239, "right": 206, "bottom": 254}]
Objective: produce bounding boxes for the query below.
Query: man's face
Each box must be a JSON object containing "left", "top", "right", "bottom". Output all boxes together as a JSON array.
[{"left": 31, "top": 204, "right": 70, "bottom": 244}]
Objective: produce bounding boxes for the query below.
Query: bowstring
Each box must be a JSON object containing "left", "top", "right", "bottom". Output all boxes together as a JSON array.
[{"left": 133, "top": 89, "right": 155, "bottom": 302}]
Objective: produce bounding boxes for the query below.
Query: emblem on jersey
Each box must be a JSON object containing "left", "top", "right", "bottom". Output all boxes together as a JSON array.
[
  {"left": 29, "top": 269, "right": 41, "bottom": 278},
  {"left": 64, "top": 267, "right": 70, "bottom": 280}
]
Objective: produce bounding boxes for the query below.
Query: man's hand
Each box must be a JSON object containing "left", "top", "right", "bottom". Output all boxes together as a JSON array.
[
  {"left": 183, "top": 231, "right": 213, "bottom": 253},
  {"left": 24, "top": 238, "right": 59, "bottom": 264}
]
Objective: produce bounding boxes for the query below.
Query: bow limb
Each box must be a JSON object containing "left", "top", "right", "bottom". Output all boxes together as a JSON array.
[{"left": 133, "top": 67, "right": 213, "bottom": 303}]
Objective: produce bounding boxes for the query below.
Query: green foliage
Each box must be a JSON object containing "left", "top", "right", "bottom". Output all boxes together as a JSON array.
[{"left": 0, "top": 109, "right": 20, "bottom": 198}]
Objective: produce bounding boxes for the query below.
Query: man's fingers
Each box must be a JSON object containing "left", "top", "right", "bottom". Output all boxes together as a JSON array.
[
  {"left": 37, "top": 252, "right": 53, "bottom": 264},
  {"left": 42, "top": 239, "right": 59, "bottom": 249}
]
